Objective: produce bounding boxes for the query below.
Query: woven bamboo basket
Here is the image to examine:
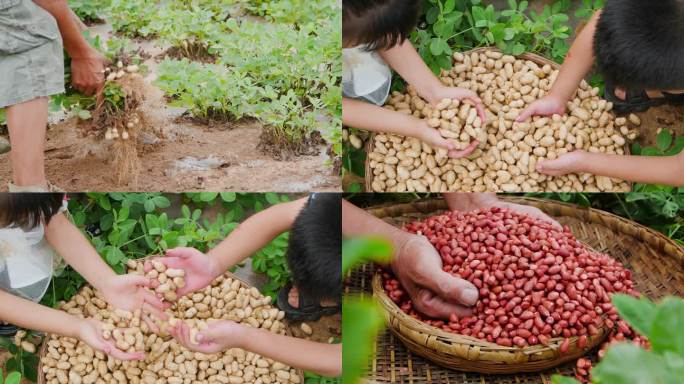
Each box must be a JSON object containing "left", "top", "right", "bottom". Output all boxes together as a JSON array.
[
  {"left": 348, "top": 196, "right": 684, "bottom": 382},
  {"left": 363, "top": 47, "right": 632, "bottom": 192},
  {"left": 37, "top": 257, "right": 303, "bottom": 384}
]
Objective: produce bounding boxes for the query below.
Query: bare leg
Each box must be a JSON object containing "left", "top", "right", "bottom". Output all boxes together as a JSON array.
[
  {"left": 287, "top": 286, "right": 337, "bottom": 308},
  {"left": 614, "top": 87, "right": 684, "bottom": 100},
  {"left": 6, "top": 97, "right": 49, "bottom": 188}
]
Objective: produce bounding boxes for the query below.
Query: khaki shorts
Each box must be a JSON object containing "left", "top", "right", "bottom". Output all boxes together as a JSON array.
[{"left": 0, "top": 0, "right": 64, "bottom": 108}]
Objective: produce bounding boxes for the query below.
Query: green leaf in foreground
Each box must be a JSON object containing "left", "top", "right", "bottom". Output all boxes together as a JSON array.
[
  {"left": 5, "top": 371, "right": 23, "bottom": 384},
  {"left": 591, "top": 343, "right": 682, "bottom": 384},
  {"left": 611, "top": 294, "right": 655, "bottom": 338},
  {"left": 657, "top": 129, "right": 673, "bottom": 151},
  {"left": 649, "top": 297, "right": 684, "bottom": 355},
  {"left": 342, "top": 298, "right": 385, "bottom": 384},
  {"left": 342, "top": 237, "right": 393, "bottom": 274}
]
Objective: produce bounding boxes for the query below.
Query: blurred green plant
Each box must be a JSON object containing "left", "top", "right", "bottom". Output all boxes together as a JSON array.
[
  {"left": 68, "top": 0, "right": 110, "bottom": 23},
  {"left": 0, "top": 368, "right": 22, "bottom": 384},
  {"left": 575, "top": 0, "right": 604, "bottom": 19},
  {"left": 342, "top": 237, "right": 394, "bottom": 384},
  {"left": 0, "top": 336, "right": 38, "bottom": 382},
  {"left": 551, "top": 295, "right": 684, "bottom": 384}
]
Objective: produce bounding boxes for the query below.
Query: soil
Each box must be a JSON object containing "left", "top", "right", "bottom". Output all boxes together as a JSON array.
[
  {"left": 0, "top": 21, "right": 339, "bottom": 192},
  {"left": 631, "top": 104, "right": 684, "bottom": 149}
]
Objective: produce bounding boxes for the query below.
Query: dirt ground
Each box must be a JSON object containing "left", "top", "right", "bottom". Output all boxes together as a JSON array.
[
  {"left": 0, "top": 22, "right": 339, "bottom": 192},
  {"left": 632, "top": 104, "right": 684, "bottom": 148}
]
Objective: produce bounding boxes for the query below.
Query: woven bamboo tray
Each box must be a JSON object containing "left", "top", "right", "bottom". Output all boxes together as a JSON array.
[
  {"left": 37, "top": 257, "right": 303, "bottom": 384},
  {"left": 363, "top": 47, "right": 632, "bottom": 192},
  {"left": 347, "top": 196, "right": 684, "bottom": 382}
]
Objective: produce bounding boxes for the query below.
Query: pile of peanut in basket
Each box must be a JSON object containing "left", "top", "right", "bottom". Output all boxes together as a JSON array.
[
  {"left": 39, "top": 259, "right": 300, "bottom": 384},
  {"left": 367, "top": 49, "right": 639, "bottom": 193}
]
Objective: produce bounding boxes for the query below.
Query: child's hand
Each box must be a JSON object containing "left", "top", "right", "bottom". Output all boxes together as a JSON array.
[
  {"left": 516, "top": 95, "right": 566, "bottom": 122},
  {"left": 170, "top": 320, "right": 247, "bottom": 354},
  {"left": 146, "top": 247, "right": 221, "bottom": 297},
  {"left": 99, "top": 274, "right": 168, "bottom": 331},
  {"left": 428, "top": 86, "right": 487, "bottom": 123},
  {"left": 76, "top": 318, "right": 145, "bottom": 361},
  {"left": 417, "top": 121, "right": 478, "bottom": 158},
  {"left": 536, "top": 151, "right": 586, "bottom": 176}
]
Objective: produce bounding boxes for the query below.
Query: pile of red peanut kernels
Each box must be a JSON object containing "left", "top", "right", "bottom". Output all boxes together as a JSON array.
[{"left": 381, "top": 207, "right": 649, "bottom": 382}]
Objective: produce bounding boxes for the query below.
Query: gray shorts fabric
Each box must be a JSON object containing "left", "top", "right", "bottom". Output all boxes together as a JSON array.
[{"left": 0, "top": 0, "right": 64, "bottom": 108}]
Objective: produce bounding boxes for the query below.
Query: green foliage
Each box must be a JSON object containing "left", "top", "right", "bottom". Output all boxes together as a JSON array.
[
  {"left": 140, "top": 5, "right": 225, "bottom": 50},
  {"left": 155, "top": 59, "right": 260, "bottom": 121},
  {"left": 0, "top": 336, "right": 38, "bottom": 382},
  {"left": 341, "top": 131, "right": 366, "bottom": 180},
  {"left": 243, "top": 0, "right": 339, "bottom": 26},
  {"left": 108, "top": 0, "right": 158, "bottom": 37},
  {"left": 552, "top": 295, "right": 684, "bottom": 384},
  {"left": 69, "top": 0, "right": 111, "bottom": 23},
  {"left": 413, "top": 0, "right": 572, "bottom": 73},
  {"left": 251, "top": 232, "right": 291, "bottom": 299},
  {"left": 0, "top": 368, "right": 22, "bottom": 384},
  {"left": 342, "top": 237, "right": 393, "bottom": 274},
  {"left": 105, "top": 0, "right": 342, "bottom": 156},
  {"left": 39, "top": 193, "right": 293, "bottom": 308},
  {"left": 575, "top": 0, "right": 604, "bottom": 19},
  {"left": 632, "top": 129, "right": 684, "bottom": 159},
  {"left": 153, "top": 6, "right": 340, "bottom": 155},
  {"left": 342, "top": 237, "right": 393, "bottom": 384},
  {"left": 303, "top": 372, "right": 341, "bottom": 384}
]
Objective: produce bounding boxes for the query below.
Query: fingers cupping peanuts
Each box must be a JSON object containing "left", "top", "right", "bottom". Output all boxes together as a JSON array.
[
  {"left": 370, "top": 49, "right": 636, "bottom": 193},
  {"left": 41, "top": 258, "right": 301, "bottom": 384}
]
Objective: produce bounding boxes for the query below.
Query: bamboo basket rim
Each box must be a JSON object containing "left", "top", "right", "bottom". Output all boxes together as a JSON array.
[
  {"left": 364, "top": 196, "right": 684, "bottom": 373},
  {"left": 366, "top": 196, "right": 684, "bottom": 264},
  {"left": 363, "top": 46, "right": 632, "bottom": 192},
  {"left": 37, "top": 256, "right": 303, "bottom": 384}
]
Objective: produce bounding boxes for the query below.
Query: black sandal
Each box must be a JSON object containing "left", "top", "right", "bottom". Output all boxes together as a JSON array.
[
  {"left": 0, "top": 322, "right": 18, "bottom": 337},
  {"left": 276, "top": 282, "right": 340, "bottom": 322},
  {"left": 605, "top": 80, "right": 684, "bottom": 115}
]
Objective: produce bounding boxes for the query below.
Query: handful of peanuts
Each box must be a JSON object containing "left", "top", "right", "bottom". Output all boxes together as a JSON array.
[
  {"left": 368, "top": 49, "right": 639, "bottom": 193},
  {"left": 40, "top": 258, "right": 300, "bottom": 384}
]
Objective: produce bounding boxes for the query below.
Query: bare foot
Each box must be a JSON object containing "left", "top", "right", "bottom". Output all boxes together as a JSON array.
[
  {"left": 614, "top": 86, "right": 627, "bottom": 100},
  {"left": 287, "top": 285, "right": 337, "bottom": 309},
  {"left": 615, "top": 87, "right": 677, "bottom": 100}
]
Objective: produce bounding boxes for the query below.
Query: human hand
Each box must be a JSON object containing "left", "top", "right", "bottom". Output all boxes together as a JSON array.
[
  {"left": 516, "top": 94, "right": 566, "bottom": 122},
  {"left": 145, "top": 247, "right": 221, "bottom": 297},
  {"left": 444, "top": 193, "right": 562, "bottom": 229},
  {"left": 536, "top": 151, "right": 586, "bottom": 176},
  {"left": 76, "top": 318, "right": 144, "bottom": 361},
  {"left": 70, "top": 47, "right": 106, "bottom": 96},
  {"left": 428, "top": 85, "right": 487, "bottom": 123},
  {"left": 99, "top": 274, "right": 168, "bottom": 332},
  {"left": 417, "top": 121, "right": 479, "bottom": 159},
  {"left": 170, "top": 320, "right": 246, "bottom": 355},
  {"left": 391, "top": 234, "right": 478, "bottom": 319}
]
